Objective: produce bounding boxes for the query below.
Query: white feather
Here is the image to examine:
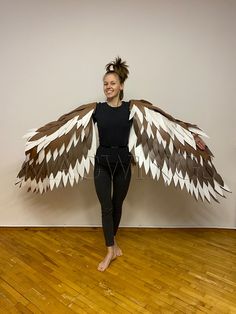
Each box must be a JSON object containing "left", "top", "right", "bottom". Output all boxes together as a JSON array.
[
  {"left": 59, "top": 144, "right": 65, "bottom": 156},
  {"left": 207, "top": 182, "right": 217, "bottom": 200},
  {"left": 184, "top": 173, "right": 190, "bottom": 192},
  {"left": 143, "top": 155, "right": 150, "bottom": 175},
  {"left": 38, "top": 149, "right": 45, "bottom": 164},
  {"left": 64, "top": 117, "right": 78, "bottom": 135},
  {"left": 53, "top": 149, "right": 58, "bottom": 161},
  {"left": 38, "top": 179, "right": 44, "bottom": 194},
  {"left": 179, "top": 172, "right": 185, "bottom": 190},
  {"left": 66, "top": 132, "right": 76, "bottom": 152},
  {"left": 42, "top": 177, "right": 49, "bottom": 192},
  {"left": 146, "top": 123, "right": 154, "bottom": 138},
  {"left": 135, "top": 145, "right": 145, "bottom": 168},
  {"left": 83, "top": 110, "right": 94, "bottom": 128},
  {"left": 30, "top": 179, "right": 37, "bottom": 192},
  {"left": 156, "top": 129, "right": 163, "bottom": 145},
  {"left": 128, "top": 125, "right": 137, "bottom": 151},
  {"left": 197, "top": 180, "right": 205, "bottom": 201},
  {"left": 134, "top": 106, "right": 144, "bottom": 124},
  {"left": 214, "top": 180, "right": 224, "bottom": 196},
  {"left": 192, "top": 183, "right": 199, "bottom": 200},
  {"left": 25, "top": 136, "right": 47, "bottom": 152},
  {"left": 77, "top": 160, "right": 85, "bottom": 178},
  {"left": 173, "top": 172, "right": 179, "bottom": 187},
  {"left": 81, "top": 129, "right": 85, "bottom": 142},
  {"left": 62, "top": 172, "right": 69, "bottom": 187},
  {"left": 129, "top": 104, "right": 136, "bottom": 120},
  {"left": 200, "top": 155, "right": 203, "bottom": 166},
  {"left": 161, "top": 161, "right": 169, "bottom": 182},
  {"left": 188, "top": 127, "right": 209, "bottom": 138},
  {"left": 49, "top": 174, "right": 55, "bottom": 190},
  {"left": 203, "top": 182, "right": 211, "bottom": 202},
  {"left": 150, "top": 161, "right": 157, "bottom": 179},
  {"left": 55, "top": 171, "right": 62, "bottom": 187},
  {"left": 222, "top": 183, "right": 231, "bottom": 192},
  {"left": 23, "top": 130, "right": 38, "bottom": 140},
  {"left": 46, "top": 150, "right": 52, "bottom": 163},
  {"left": 169, "top": 140, "right": 174, "bottom": 154}
]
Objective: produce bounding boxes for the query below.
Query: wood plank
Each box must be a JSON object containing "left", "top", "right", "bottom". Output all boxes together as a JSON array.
[{"left": 0, "top": 227, "right": 236, "bottom": 313}]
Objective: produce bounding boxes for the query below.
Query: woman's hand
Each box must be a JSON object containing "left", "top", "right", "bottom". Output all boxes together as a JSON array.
[{"left": 193, "top": 133, "right": 206, "bottom": 150}]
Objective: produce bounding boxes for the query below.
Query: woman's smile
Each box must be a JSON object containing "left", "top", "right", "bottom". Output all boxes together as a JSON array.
[{"left": 103, "top": 73, "right": 123, "bottom": 101}]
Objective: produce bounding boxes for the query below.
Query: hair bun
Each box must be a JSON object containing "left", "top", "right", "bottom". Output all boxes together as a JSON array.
[{"left": 105, "top": 56, "right": 129, "bottom": 83}]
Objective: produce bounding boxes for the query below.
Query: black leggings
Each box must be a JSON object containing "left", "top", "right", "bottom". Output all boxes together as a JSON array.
[{"left": 93, "top": 159, "right": 132, "bottom": 247}]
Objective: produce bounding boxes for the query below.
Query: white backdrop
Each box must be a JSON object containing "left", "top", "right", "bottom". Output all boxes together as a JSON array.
[{"left": 0, "top": 0, "right": 235, "bottom": 227}]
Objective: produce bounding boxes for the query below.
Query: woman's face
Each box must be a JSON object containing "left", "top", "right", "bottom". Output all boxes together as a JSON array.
[{"left": 103, "top": 73, "right": 123, "bottom": 100}]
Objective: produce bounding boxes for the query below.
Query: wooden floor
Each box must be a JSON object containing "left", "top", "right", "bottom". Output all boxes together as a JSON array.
[{"left": 0, "top": 228, "right": 235, "bottom": 314}]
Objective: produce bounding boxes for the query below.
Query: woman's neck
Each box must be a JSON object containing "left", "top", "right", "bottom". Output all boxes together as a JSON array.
[{"left": 106, "top": 96, "right": 121, "bottom": 107}]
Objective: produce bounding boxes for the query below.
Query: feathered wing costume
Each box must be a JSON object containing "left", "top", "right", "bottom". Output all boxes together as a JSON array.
[{"left": 16, "top": 99, "right": 231, "bottom": 202}]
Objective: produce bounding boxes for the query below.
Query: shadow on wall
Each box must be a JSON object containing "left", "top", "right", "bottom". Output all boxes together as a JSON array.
[
  {"left": 13, "top": 163, "right": 224, "bottom": 227},
  {"left": 13, "top": 167, "right": 98, "bottom": 225},
  {"left": 125, "top": 165, "right": 222, "bottom": 227}
]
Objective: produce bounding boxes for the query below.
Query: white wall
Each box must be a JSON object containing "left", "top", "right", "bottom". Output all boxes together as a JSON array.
[{"left": 0, "top": 0, "right": 235, "bottom": 227}]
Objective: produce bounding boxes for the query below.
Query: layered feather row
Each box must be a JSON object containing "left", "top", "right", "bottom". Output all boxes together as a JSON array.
[
  {"left": 16, "top": 99, "right": 230, "bottom": 202},
  {"left": 16, "top": 103, "right": 97, "bottom": 193},
  {"left": 128, "top": 100, "right": 230, "bottom": 202}
]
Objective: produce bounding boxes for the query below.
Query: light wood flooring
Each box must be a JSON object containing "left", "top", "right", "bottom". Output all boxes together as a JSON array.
[{"left": 0, "top": 227, "right": 235, "bottom": 313}]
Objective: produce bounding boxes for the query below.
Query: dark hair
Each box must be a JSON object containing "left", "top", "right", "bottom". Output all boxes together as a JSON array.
[{"left": 104, "top": 56, "right": 129, "bottom": 100}]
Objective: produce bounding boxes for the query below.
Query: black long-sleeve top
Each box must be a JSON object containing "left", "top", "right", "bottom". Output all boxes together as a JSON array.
[{"left": 92, "top": 101, "right": 133, "bottom": 165}]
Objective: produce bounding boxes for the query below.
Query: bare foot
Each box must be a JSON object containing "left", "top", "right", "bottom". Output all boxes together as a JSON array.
[
  {"left": 97, "top": 251, "right": 117, "bottom": 272},
  {"left": 114, "top": 239, "right": 123, "bottom": 256}
]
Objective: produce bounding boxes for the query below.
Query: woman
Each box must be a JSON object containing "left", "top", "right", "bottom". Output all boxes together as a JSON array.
[
  {"left": 16, "top": 57, "right": 229, "bottom": 272},
  {"left": 92, "top": 57, "right": 132, "bottom": 271}
]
